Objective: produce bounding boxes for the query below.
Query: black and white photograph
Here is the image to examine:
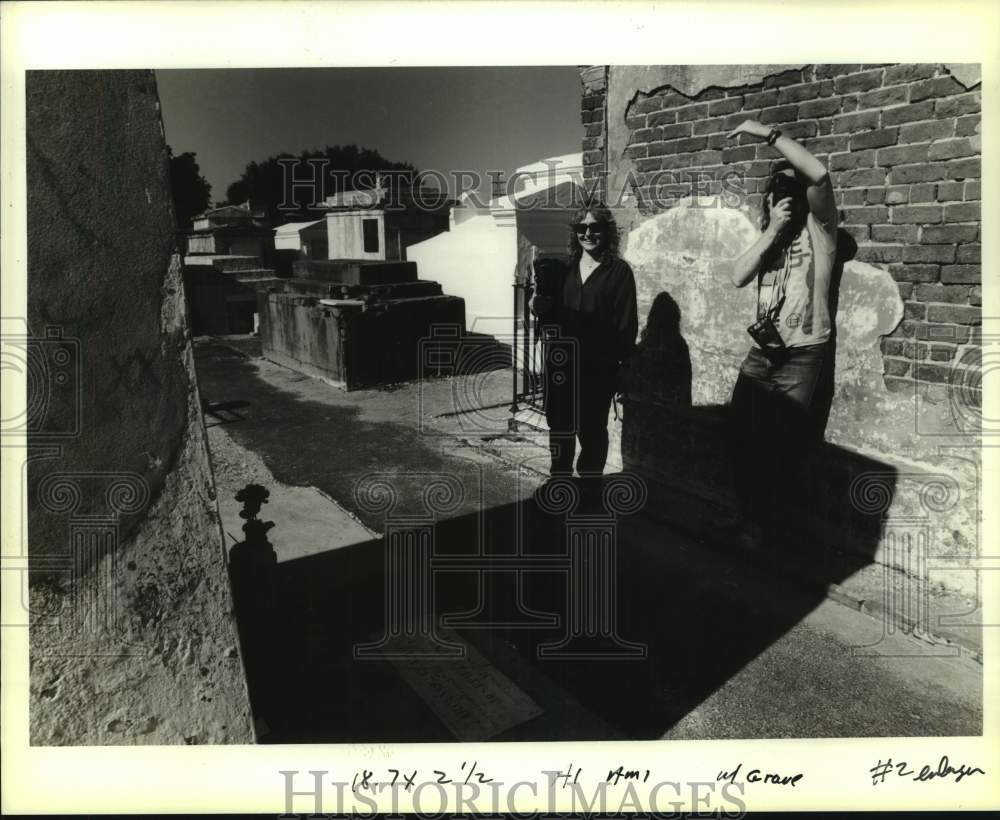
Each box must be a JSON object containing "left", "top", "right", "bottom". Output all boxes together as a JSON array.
[{"left": 2, "top": 1, "right": 997, "bottom": 815}]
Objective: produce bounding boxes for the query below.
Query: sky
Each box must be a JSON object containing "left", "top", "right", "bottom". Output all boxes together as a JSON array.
[{"left": 155, "top": 67, "right": 583, "bottom": 204}]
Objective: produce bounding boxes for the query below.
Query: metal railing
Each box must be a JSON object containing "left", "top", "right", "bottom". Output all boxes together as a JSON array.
[{"left": 509, "top": 280, "right": 545, "bottom": 425}]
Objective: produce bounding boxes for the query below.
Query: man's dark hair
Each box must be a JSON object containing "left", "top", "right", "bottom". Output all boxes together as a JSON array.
[{"left": 567, "top": 200, "right": 621, "bottom": 262}]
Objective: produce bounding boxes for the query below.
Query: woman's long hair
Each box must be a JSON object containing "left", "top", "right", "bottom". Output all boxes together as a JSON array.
[{"left": 567, "top": 201, "right": 620, "bottom": 263}]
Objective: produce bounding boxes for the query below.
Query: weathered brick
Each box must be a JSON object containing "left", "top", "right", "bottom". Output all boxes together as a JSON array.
[
  {"left": 964, "top": 180, "right": 980, "bottom": 200},
  {"left": 883, "top": 357, "right": 912, "bottom": 377},
  {"left": 899, "top": 322, "right": 970, "bottom": 345},
  {"left": 956, "top": 244, "right": 981, "bottom": 264},
  {"left": 676, "top": 103, "right": 710, "bottom": 122},
  {"left": 742, "top": 89, "right": 778, "bottom": 109},
  {"left": 783, "top": 120, "right": 819, "bottom": 140},
  {"left": 708, "top": 97, "right": 744, "bottom": 116},
  {"left": 778, "top": 80, "right": 835, "bottom": 104},
  {"left": 624, "top": 144, "right": 647, "bottom": 160},
  {"left": 895, "top": 282, "right": 914, "bottom": 300},
  {"left": 940, "top": 265, "right": 980, "bottom": 284},
  {"left": 945, "top": 158, "right": 980, "bottom": 179},
  {"left": 858, "top": 85, "right": 908, "bottom": 109},
  {"left": 856, "top": 244, "right": 905, "bottom": 263},
  {"left": 722, "top": 145, "right": 756, "bottom": 164},
  {"left": 635, "top": 157, "right": 663, "bottom": 173},
  {"left": 877, "top": 143, "right": 930, "bottom": 165},
  {"left": 816, "top": 118, "right": 835, "bottom": 136},
  {"left": 881, "top": 100, "right": 935, "bottom": 126},
  {"left": 830, "top": 150, "right": 875, "bottom": 171},
  {"left": 904, "top": 301, "right": 926, "bottom": 319},
  {"left": 583, "top": 149, "right": 604, "bottom": 165},
  {"left": 929, "top": 344, "right": 957, "bottom": 363},
  {"left": 936, "top": 181, "right": 964, "bottom": 201},
  {"left": 763, "top": 68, "right": 804, "bottom": 88},
  {"left": 804, "top": 134, "right": 849, "bottom": 154},
  {"left": 706, "top": 133, "right": 729, "bottom": 149},
  {"left": 647, "top": 110, "right": 679, "bottom": 127},
  {"left": 913, "top": 362, "right": 958, "bottom": 384},
  {"left": 632, "top": 94, "right": 681, "bottom": 114},
  {"left": 834, "top": 69, "right": 884, "bottom": 94},
  {"left": 836, "top": 168, "right": 887, "bottom": 187},
  {"left": 632, "top": 127, "right": 659, "bottom": 144},
  {"left": 840, "top": 94, "right": 859, "bottom": 112},
  {"left": 926, "top": 304, "right": 981, "bottom": 324},
  {"left": 915, "top": 283, "right": 971, "bottom": 304},
  {"left": 657, "top": 121, "right": 693, "bottom": 140},
  {"left": 884, "top": 187, "right": 907, "bottom": 205},
  {"left": 934, "top": 92, "right": 981, "bottom": 117},
  {"left": 903, "top": 244, "right": 953, "bottom": 262},
  {"left": 872, "top": 224, "right": 917, "bottom": 242},
  {"left": 881, "top": 338, "right": 906, "bottom": 356},
  {"left": 815, "top": 64, "right": 863, "bottom": 79},
  {"left": 695, "top": 87, "right": 727, "bottom": 102},
  {"left": 969, "top": 286, "right": 982, "bottom": 306},
  {"left": 898, "top": 119, "right": 955, "bottom": 144},
  {"left": 692, "top": 116, "right": 727, "bottom": 136},
  {"left": 841, "top": 205, "right": 889, "bottom": 224},
  {"left": 850, "top": 128, "right": 898, "bottom": 150},
  {"left": 909, "top": 75, "right": 965, "bottom": 102},
  {"left": 943, "top": 201, "right": 980, "bottom": 223},
  {"left": 921, "top": 224, "right": 978, "bottom": 244},
  {"left": 841, "top": 224, "right": 870, "bottom": 243},
  {"left": 909, "top": 183, "right": 936, "bottom": 203},
  {"left": 883, "top": 63, "right": 939, "bottom": 85},
  {"left": 832, "top": 110, "right": 879, "bottom": 132},
  {"left": 625, "top": 113, "right": 646, "bottom": 129},
  {"left": 954, "top": 114, "right": 980, "bottom": 137},
  {"left": 840, "top": 188, "right": 867, "bottom": 206},
  {"left": 889, "top": 163, "right": 946, "bottom": 183},
  {"left": 759, "top": 104, "right": 798, "bottom": 124},
  {"left": 799, "top": 96, "right": 842, "bottom": 118}
]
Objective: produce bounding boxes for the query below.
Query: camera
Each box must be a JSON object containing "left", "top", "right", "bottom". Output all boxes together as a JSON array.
[{"left": 747, "top": 313, "right": 788, "bottom": 362}]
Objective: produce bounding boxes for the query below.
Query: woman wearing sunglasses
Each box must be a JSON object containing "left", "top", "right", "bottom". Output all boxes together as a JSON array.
[{"left": 531, "top": 202, "right": 638, "bottom": 490}]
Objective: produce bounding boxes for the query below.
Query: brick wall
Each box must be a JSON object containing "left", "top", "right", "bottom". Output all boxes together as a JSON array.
[{"left": 580, "top": 64, "right": 982, "bottom": 395}]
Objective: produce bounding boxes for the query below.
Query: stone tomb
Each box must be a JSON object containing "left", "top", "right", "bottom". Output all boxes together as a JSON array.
[{"left": 259, "top": 259, "right": 467, "bottom": 389}]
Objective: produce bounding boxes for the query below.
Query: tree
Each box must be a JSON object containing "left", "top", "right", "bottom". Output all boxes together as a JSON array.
[
  {"left": 224, "top": 145, "right": 417, "bottom": 223},
  {"left": 167, "top": 146, "right": 212, "bottom": 228}
]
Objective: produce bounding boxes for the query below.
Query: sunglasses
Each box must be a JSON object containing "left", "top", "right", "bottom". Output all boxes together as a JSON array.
[{"left": 573, "top": 223, "right": 605, "bottom": 235}]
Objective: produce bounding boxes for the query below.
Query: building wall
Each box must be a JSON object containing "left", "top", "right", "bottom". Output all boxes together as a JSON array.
[
  {"left": 406, "top": 212, "right": 517, "bottom": 339},
  {"left": 582, "top": 64, "right": 982, "bottom": 597},
  {"left": 26, "top": 70, "right": 254, "bottom": 744},
  {"left": 326, "top": 210, "right": 386, "bottom": 260}
]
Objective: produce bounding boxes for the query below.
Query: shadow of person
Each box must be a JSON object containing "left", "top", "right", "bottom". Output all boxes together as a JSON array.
[
  {"left": 623, "top": 291, "right": 692, "bottom": 409},
  {"left": 227, "top": 483, "right": 278, "bottom": 728}
]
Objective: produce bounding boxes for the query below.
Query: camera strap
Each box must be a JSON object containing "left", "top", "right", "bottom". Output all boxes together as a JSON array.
[{"left": 760, "top": 243, "right": 794, "bottom": 321}]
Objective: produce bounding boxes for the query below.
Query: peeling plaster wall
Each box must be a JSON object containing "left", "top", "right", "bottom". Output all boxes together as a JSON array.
[
  {"left": 26, "top": 71, "right": 254, "bottom": 744},
  {"left": 586, "top": 65, "right": 982, "bottom": 597}
]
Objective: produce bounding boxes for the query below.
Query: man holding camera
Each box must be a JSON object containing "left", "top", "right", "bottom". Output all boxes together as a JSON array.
[{"left": 725, "top": 119, "right": 838, "bottom": 550}]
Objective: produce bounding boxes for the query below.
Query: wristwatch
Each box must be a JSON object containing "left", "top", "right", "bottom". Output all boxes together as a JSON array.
[{"left": 766, "top": 129, "right": 782, "bottom": 146}]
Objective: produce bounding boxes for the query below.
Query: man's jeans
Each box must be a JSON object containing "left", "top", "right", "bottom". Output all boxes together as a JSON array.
[{"left": 728, "top": 343, "right": 830, "bottom": 532}]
